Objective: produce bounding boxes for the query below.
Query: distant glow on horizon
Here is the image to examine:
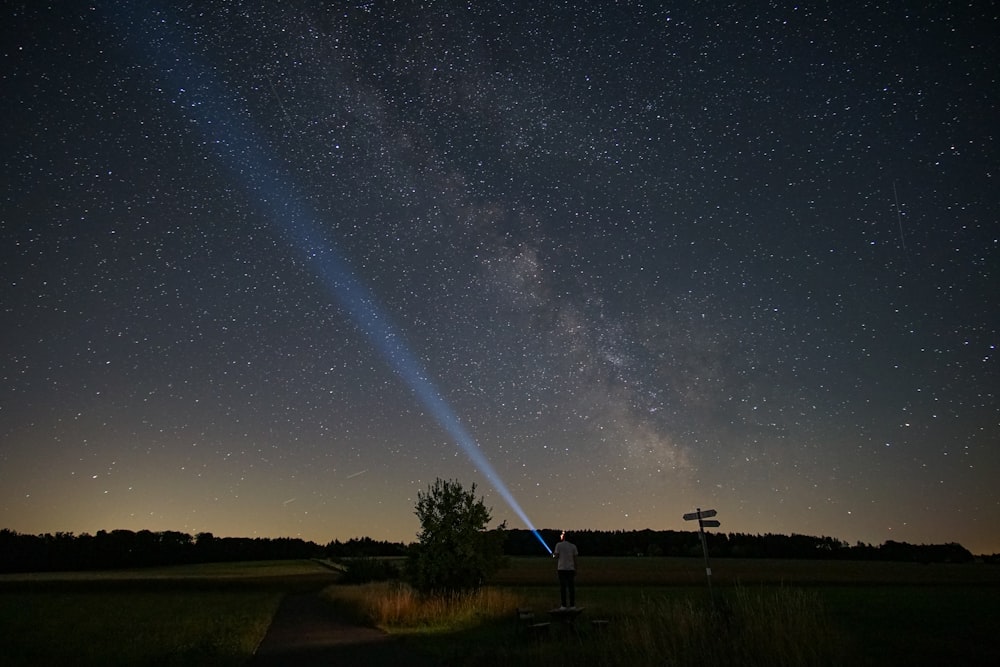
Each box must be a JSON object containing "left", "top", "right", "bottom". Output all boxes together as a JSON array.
[{"left": 114, "top": 1, "right": 551, "bottom": 554}]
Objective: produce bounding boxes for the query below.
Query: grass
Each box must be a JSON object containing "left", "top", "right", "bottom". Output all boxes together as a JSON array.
[
  {"left": 0, "top": 559, "right": 339, "bottom": 667},
  {"left": 581, "top": 585, "right": 845, "bottom": 667},
  {"left": 489, "top": 554, "right": 1000, "bottom": 586},
  {"left": 2, "top": 557, "right": 998, "bottom": 665},
  {"left": 323, "top": 580, "right": 847, "bottom": 666},
  {"left": 818, "top": 585, "right": 1000, "bottom": 667},
  {"left": 320, "top": 557, "right": 1000, "bottom": 666},
  {"left": 323, "top": 581, "right": 522, "bottom": 633},
  {"left": 0, "top": 558, "right": 342, "bottom": 585},
  {"left": 0, "top": 589, "right": 279, "bottom": 666}
]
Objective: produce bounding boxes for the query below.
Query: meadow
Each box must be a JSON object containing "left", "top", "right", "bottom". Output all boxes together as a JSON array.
[
  {"left": 1, "top": 557, "right": 998, "bottom": 666},
  {"left": 326, "top": 557, "right": 1000, "bottom": 666},
  {"left": 0, "top": 560, "right": 341, "bottom": 666}
]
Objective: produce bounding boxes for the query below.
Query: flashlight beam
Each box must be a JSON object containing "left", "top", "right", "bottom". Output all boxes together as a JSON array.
[{"left": 112, "top": 2, "right": 551, "bottom": 555}]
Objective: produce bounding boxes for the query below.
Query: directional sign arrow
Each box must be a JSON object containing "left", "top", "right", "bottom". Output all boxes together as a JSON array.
[
  {"left": 700, "top": 520, "right": 721, "bottom": 528},
  {"left": 683, "top": 509, "right": 717, "bottom": 521}
]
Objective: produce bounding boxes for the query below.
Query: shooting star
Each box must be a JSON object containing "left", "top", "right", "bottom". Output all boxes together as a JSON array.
[
  {"left": 893, "top": 180, "right": 906, "bottom": 250},
  {"left": 345, "top": 470, "right": 368, "bottom": 480}
]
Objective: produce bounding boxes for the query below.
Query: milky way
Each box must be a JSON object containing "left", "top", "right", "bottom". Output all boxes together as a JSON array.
[{"left": 2, "top": 2, "right": 997, "bottom": 553}]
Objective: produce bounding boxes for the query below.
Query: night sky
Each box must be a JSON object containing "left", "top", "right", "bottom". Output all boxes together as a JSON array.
[{"left": 3, "top": 2, "right": 998, "bottom": 554}]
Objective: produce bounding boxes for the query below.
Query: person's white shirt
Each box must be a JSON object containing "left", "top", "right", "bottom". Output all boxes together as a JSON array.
[{"left": 554, "top": 539, "right": 577, "bottom": 570}]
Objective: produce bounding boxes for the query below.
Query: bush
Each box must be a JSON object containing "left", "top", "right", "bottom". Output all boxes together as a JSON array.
[
  {"left": 337, "top": 557, "right": 400, "bottom": 584},
  {"left": 406, "top": 478, "right": 507, "bottom": 594}
]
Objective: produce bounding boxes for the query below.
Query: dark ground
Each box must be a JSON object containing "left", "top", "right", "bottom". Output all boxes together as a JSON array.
[{"left": 248, "top": 591, "right": 436, "bottom": 666}]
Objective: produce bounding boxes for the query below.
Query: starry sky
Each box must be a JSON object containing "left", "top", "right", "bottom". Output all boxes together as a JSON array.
[{"left": 3, "top": 2, "right": 998, "bottom": 555}]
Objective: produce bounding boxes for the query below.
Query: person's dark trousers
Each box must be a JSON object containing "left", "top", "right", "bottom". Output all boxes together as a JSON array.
[{"left": 558, "top": 569, "right": 576, "bottom": 607}]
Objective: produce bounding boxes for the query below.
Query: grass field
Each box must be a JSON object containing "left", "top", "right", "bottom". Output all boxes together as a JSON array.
[
  {"left": 329, "top": 557, "right": 1000, "bottom": 666},
  {"left": 0, "top": 559, "right": 340, "bottom": 667},
  {"left": 2, "top": 557, "right": 998, "bottom": 666},
  {"left": 490, "top": 554, "right": 1000, "bottom": 586}
]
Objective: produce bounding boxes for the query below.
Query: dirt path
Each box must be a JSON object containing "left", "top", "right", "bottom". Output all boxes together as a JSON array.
[{"left": 248, "top": 591, "right": 432, "bottom": 666}]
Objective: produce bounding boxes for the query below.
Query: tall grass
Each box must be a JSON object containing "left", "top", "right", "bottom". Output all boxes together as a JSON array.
[
  {"left": 323, "top": 582, "right": 521, "bottom": 632},
  {"left": 325, "top": 582, "right": 846, "bottom": 666},
  {"left": 584, "top": 587, "right": 844, "bottom": 667}
]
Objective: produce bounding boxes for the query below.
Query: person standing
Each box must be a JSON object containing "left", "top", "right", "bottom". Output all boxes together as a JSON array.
[{"left": 553, "top": 531, "right": 578, "bottom": 608}]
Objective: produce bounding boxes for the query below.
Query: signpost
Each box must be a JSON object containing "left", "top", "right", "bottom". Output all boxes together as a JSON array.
[{"left": 683, "top": 508, "right": 720, "bottom": 599}]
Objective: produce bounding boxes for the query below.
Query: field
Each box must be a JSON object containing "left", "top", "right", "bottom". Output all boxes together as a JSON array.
[
  {"left": 0, "top": 560, "right": 341, "bottom": 666},
  {"left": 2, "top": 557, "right": 998, "bottom": 666},
  {"left": 485, "top": 557, "right": 1000, "bottom": 666},
  {"left": 325, "top": 557, "right": 1000, "bottom": 666}
]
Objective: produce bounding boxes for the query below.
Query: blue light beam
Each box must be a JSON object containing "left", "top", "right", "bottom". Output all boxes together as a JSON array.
[{"left": 113, "top": 3, "right": 551, "bottom": 554}]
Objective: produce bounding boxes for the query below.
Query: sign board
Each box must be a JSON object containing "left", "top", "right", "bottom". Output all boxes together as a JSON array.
[{"left": 681, "top": 507, "right": 722, "bottom": 598}]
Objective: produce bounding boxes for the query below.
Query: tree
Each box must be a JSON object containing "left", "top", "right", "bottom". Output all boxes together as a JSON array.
[{"left": 407, "top": 478, "right": 507, "bottom": 594}]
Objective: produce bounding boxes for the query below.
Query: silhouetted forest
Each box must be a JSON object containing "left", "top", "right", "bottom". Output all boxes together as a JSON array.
[
  {"left": 0, "top": 528, "right": 325, "bottom": 573},
  {"left": 0, "top": 527, "right": 986, "bottom": 574},
  {"left": 511, "top": 528, "right": 979, "bottom": 564}
]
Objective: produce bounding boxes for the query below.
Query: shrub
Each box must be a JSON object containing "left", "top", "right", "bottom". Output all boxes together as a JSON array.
[
  {"left": 406, "top": 478, "right": 507, "bottom": 594},
  {"left": 337, "top": 557, "right": 400, "bottom": 584}
]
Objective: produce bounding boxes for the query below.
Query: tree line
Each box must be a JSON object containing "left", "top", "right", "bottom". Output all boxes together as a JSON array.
[
  {"left": 0, "top": 528, "right": 326, "bottom": 573},
  {"left": 507, "top": 528, "right": 978, "bottom": 563},
  {"left": 0, "top": 526, "right": 984, "bottom": 574}
]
